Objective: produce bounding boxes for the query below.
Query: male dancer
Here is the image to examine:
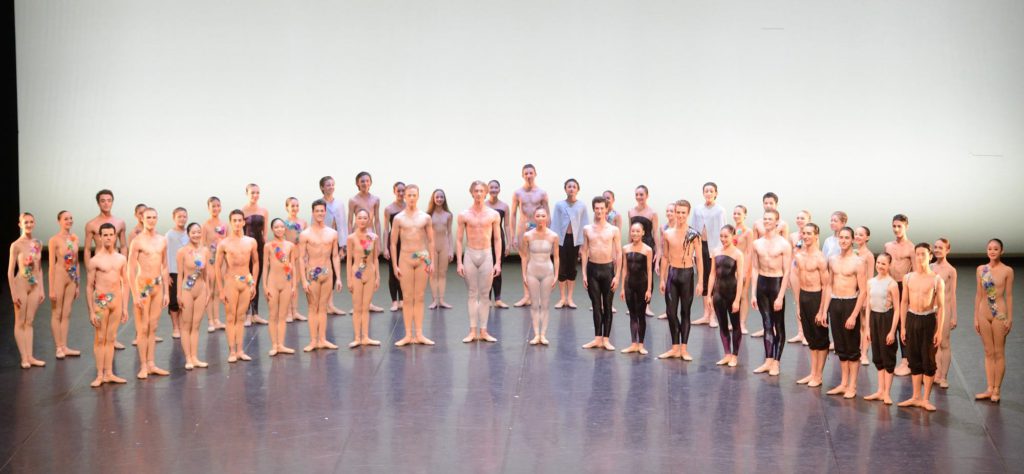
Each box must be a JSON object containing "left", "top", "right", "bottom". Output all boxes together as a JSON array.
[
  {"left": 659, "top": 201, "right": 703, "bottom": 360},
  {"left": 884, "top": 214, "right": 914, "bottom": 376},
  {"left": 898, "top": 243, "right": 945, "bottom": 411},
  {"left": 298, "top": 200, "right": 342, "bottom": 351},
  {"left": 750, "top": 209, "right": 791, "bottom": 375},
  {"left": 752, "top": 192, "right": 789, "bottom": 238},
  {"left": 456, "top": 181, "right": 503, "bottom": 343},
  {"left": 391, "top": 185, "right": 436, "bottom": 346},
  {"left": 794, "top": 223, "right": 829, "bottom": 387},
  {"left": 581, "top": 196, "right": 621, "bottom": 351},
  {"left": 216, "top": 210, "right": 260, "bottom": 361},
  {"left": 824, "top": 227, "right": 867, "bottom": 398},
  {"left": 691, "top": 182, "right": 725, "bottom": 326},
  {"left": 318, "top": 176, "right": 348, "bottom": 316},
  {"left": 126, "top": 203, "right": 147, "bottom": 250},
  {"left": 165, "top": 207, "right": 189, "bottom": 339},
  {"left": 128, "top": 208, "right": 169, "bottom": 379},
  {"left": 85, "top": 223, "right": 129, "bottom": 387},
  {"left": 509, "top": 164, "right": 549, "bottom": 307},
  {"left": 83, "top": 189, "right": 128, "bottom": 350},
  {"left": 931, "top": 238, "right": 957, "bottom": 388}
]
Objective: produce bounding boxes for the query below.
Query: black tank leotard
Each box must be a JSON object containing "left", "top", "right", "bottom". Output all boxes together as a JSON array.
[
  {"left": 712, "top": 254, "right": 741, "bottom": 355},
  {"left": 490, "top": 207, "right": 506, "bottom": 300},
  {"left": 244, "top": 214, "right": 265, "bottom": 315},
  {"left": 625, "top": 252, "right": 649, "bottom": 343},
  {"left": 387, "top": 210, "right": 403, "bottom": 302},
  {"left": 630, "top": 215, "right": 656, "bottom": 254}
]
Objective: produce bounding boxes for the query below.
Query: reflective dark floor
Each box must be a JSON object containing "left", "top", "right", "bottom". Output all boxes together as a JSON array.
[{"left": 0, "top": 263, "right": 1019, "bottom": 473}]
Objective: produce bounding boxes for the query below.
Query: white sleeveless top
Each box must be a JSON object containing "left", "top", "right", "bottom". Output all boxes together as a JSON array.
[{"left": 868, "top": 276, "right": 895, "bottom": 313}]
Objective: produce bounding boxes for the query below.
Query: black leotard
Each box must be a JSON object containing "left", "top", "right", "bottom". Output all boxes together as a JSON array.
[
  {"left": 630, "top": 215, "right": 656, "bottom": 254},
  {"left": 244, "top": 214, "right": 265, "bottom": 314},
  {"left": 490, "top": 207, "right": 506, "bottom": 300},
  {"left": 756, "top": 275, "right": 786, "bottom": 360},
  {"left": 387, "top": 210, "right": 402, "bottom": 302},
  {"left": 625, "top": 252, "right": 649, "bottom": 343},
  {"left": 712, "top": 255, "right": 741, "bottom": 355},
  {"left": 586, "top": 262, "right": 615, "bottom": 337}
]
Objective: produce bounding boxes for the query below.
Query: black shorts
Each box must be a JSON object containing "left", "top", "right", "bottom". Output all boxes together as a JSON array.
[
  {"left": 558, "top": 233, "right": 579, "bottom": 282},
  {"left": 168, "top": 273, "right": 179, "bottom": 312},
  {"left": 907, "top": 311, "right": 938, "bottom": 376},
  {"left": 799, "top": 290, "right": 829, "bottom": 350}
]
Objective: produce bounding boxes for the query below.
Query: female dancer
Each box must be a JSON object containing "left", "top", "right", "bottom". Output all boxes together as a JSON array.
[
  {"left": 604, "top": 190, "right": 623, "bottom": 230},
  {"left": 974, "top": 238, "right": 1013, "bottom": 403},
  {"left": 48, "top": 211, "right": 81, "bottom": 359},
  {"left": 932, "top": 238, "right": 958, "bottom": 388},
  {"left": 391, "top": 185, "right": 436, "bottom": 346},
  {"left": 427, "top": 189, "right": 455, "bottom": 309},
  {"left": 708, "top": 225, "right": 744, "bottom": 366},
  {"left": 347, "top": 171, "right": 384, "bottom": 313},
  {"left": 347, "top": 209, "right": 381, "bottom": 347},
  {"left": 202, "top": 196, "right": 227, "bottom": 332},
  {"left": 242, "top": 184, "right": 270, "bottom": 325},
  {"left": 657, "top": 202, "right": 676, "bottom": 319},
  {"left": 855, "top": 226, "right": 875, "bottom": 365},
  {"left": 263, "top": 218, "right": 297, "bottom": 356},
  {"left": 383, "top": 181, "right": 406, "bottom": 312},
  {"left": 486, "top": 180, "right": 512, "bottom": 309},
  {"left": 619, "top": 222, "right": 652, "bottom": 354},
  {"left": 283, "top": 197, "right": 307, "bottom": 323},
  {"left": 176, "top": 223, "right": 211, "bottom": 369},
  {"left": 553, "top": 179, "right": 588, "bottom": 309},
  {"left": 8, "top": 213, "right": 46, "bottom": 368},
  {"left": 629, "top": 185, "right": 660, "bottom": 316},
  {"left": 522, "top": 208, "right": 559, "bottom": 345},
  {"left": 864, "top": 253, "right": 899, "bottom": 404},
  {"left": 733, "top": 205, "right": 754, "bottom": 334}
]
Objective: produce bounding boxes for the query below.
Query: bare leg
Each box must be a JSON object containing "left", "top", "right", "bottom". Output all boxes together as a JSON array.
[
  {"left": 146, "top": 287, "right": 169, "bottom": 375},
  {"left": 412, "top": 263, "right": 433, "bottom": 345},
  {"left": 990, "top": 318, "right": 1007, "bottom": 401},
  {"left": 180, "top": 291, "right": 195, "bottom": 368},
  {"left": 316, "top": 276, "right": 337, "bottom": 349},
  {"left": 267, "top": 285, "right": 281, "bottom": 355},
  {"left": 976, "top": 315, "right": 995, "bottom": 399},
  {"left": 395, "top": 259, "right": 417, "bottom": 346},
  {"left": 225, "top": 282, "right": 243, "bottom": 361}
]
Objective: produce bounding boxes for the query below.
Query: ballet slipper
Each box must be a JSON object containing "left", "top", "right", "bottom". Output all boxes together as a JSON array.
[
  {"left": 348, "top": 341, "right": 361, "bottom": 349},
  {"left": 237, "top": 353, "right": 252, "bottom": 361},
  {"left": 639, "top": 347, "right": 649, "bottom": 355},
  {"left": 415, "top": 335, "right": 435, "bottom": 345},
  {"left": 481, "top": 333, "right": 498, "bottom": 343},
  {"left": 228, "top": 354, "right": 239, "bottom": 362},
  {"left": 90, "top": 377, "right": 104, "bottom": 388},
  {"left": 278, "top": 347, "right": 295, "bottom": 354},
  {"left": 394, "top": 337, "right": 413, "bottom": 347},
  {"left": 751, "top": 329, "right": 764, "bottom": 338},
  {"left": 185, "top": 363, "right": 194, "bottom": 370},
  {"left": 318, "top": 341, "right": 339, "bottom": 350},
  {"left": 826, "top": 385, "right": 846, "bottom": 396},
  {"left": 303, "top": 343, "right": 317, "bottom": 352},
  {"left": 582, "top": 340, "right": 601, "bottom": 349},
  {"left": 104, "top": 374, "right": 127, "bottom": 384},
  {"left": 897, "top": 398, "right": 917, "bottom": 407},
  {"left": 603, "top": 342, "right": 615, "bottom": 351},
  {"left": 796, "top": 375, "right": 812, "bottom": 385},
  {"left": 148, "top": 366, "right": 169, "bottom": 376},
  {"left": 716, "top": 356, "right": 730, "bottom": 366},
  {"left": 194, "top": 361, "right": 209, "bottom": 368}
]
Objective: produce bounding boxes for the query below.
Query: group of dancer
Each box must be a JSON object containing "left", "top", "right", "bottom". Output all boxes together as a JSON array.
[{"left": 7, "top": 165, "right": 1014, "bottom": 410}]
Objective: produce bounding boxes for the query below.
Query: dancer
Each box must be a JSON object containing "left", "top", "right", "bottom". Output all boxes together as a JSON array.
[
  {"left": 523, "top": 208, "right": 559, "bottom": 345},
  {"left": 793, "top": 223, "right": 829, "bottom": 387},
  {"left": 127, "top": 204, "right": 147, "bottom": 250},
  {"left": 284, "top": 197, "right": 308, "bottom": 323},
  {"left": 318, "top": 175, "right": 348, "bottom": 316},
  {"left": 659, "top": 200, "right": 703, "bottom": 360},
  {"left": 263, "top": 218, "right": 297, "bottom": 355},
  {"left": 786, "top": 210, "right": 811, "bottom": 344},
  {"left": 707, "top": 225, "right": 744, "bottom": 366},
  {"left": 242, "top": 183, "right": 270, "bottom": 325},
  {"left": 931, "top": 238, "right": 957, "bottom": 388},
  {"left": 854, "top": 226, "right": 875, "bottom": 365},
  {"left": 48, "top": 211, "right": 81, "bottom": 359},
  {"left": 391, "top": 185, "right": 436, "bottom": 346},
  {"left": 619, "top": 222, "right": 652, "bottom": 354},
  {"left": 456, "top": 181, "right": 502, "bottom": 343},
  {"left": 347, "top": 171, "right": 384, "bottom": 313},
  {"left": 383, "top": 181, "right": 406, "bottom": 311},
  {"left": 510, "top": 164, "right": 550, "bottom": 307},
  {"left": 486, "top": 180, "right": 512, "bottom": 309},
  {"left": 824, "top": 227, "right": 867, "bottom": 398},
  {"left": 752, "top": 192, "right": 789, "bottom": 238},
  {"left": 884, "top": 214, "right": 914, "bottom": 376},
  {"left": 128, "top": 207, "right": 170, "bottom": 378},
  {"left": 630, "top": 185, "right": 661, "bottom": 317},
  {"left": 298, "top": 200, "right": 342, "bottom": 351},
  {"left": 864, "top": 253, "right": 899, "bottom": 404},
  {"left": 175, "top": 222, "right": 211, "bottom": 369},
  {"left": 85, "top": 223, "right": 128, "bottom": 386},
  {"left": 346, "top": 209, "right": 381, "bottom": 347},
  {"left": 215, "top": 209, "right": 259, "bottom": 362},
  {"left": 692, "top": 182, "right": 725, "bottom": 326},
  {"left": 974, "top": 238, "right": 1013, "bottom": 403},
  {"left": 581, "top": 196, "right": 621, "bottom": 351},
  {"left": 897, "top": 243, "right": 945, "bottom": 411},
  {"left": 427, "top": 188, "right": 455, "bottom": 309},
  {"left": 733, "top": 205, "right": 753, "bottom": 334},
  {"left": 83, "top": 189, "right": 128, "bottom": 350},
  {"left": 553, "top": 179, "right": 589, "bottom": 309},
  {"left": 8, "top": 213, "right": 46, "bottom": 369},
  {"left": 165, "top": 207, "right": 189, "bottom": 339},
  {"left": 749, "top": 209, "right": 791, "bottom": 375},
  {"left": 656, "top": 202, "right": 677, "bottom": 319},
  {"left": 202, "top": 196, "right": 227, "bottom": 332},
  {"left": 821, "top": 211, "right": 847, "bottom": 259}
]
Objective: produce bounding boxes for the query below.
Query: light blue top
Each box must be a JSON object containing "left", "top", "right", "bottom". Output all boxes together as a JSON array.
[
  {"left": 165, "top": 229, "right": 190, "bottom": 273},
  {"left": 552, "top": 199, "right": 589, "bottom": 247},
  {"left": 692, "top": 202, "right": 726, "bottom": 251},
  {"left": 321, "top": 197, "right": 348, "bottom": 248},
  {"left": 822, "top": 235, "right": 840, "bottom": 259}
]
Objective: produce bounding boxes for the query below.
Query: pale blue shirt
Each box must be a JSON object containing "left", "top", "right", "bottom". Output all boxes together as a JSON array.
[
  {"left": 822, "top": 235, "right": 840, "bottom": 259},
  {"left": 321, "top": 197, "right": 348, "bottom": 248},
  {"left": 552, "top": 200, "right": 589, "bottom": 247},
  {"left": 165, "top": 228, "right": 190, "bottom": 273},
  {"left": 692, "top": 202, "right": 726, "bottom": 251}
]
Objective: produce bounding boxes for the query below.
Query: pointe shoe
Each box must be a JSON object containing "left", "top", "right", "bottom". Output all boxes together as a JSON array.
[
  {"left": 172, "top": 331, "right": 181, "bottom": 339},
  {"left": 991, "top": 389, "right": 1001, "bottom": 403},
  {"left": 65, "top": 347, "right": 81, "bottom": 357},
  {"left": 428, "top": 302, "right": 439, "bottom": 310},
  {"left": 244, "top": 318, "right": 253, "bottom": 327},
  {"left": 808, "top": 379, "right": 822, "bottom": 388},
  {"left": 826, "top": 386, "right": 846, "bottom": 396},
  {"left": 440, "top": 302, "right": 453, "bottom": 309},
  {"left": 768, "top": 366, "right": 780, "bottom": 376},
  {"left": 394, "top": 338, "right": 413, "bottom": 347},
  {"left": 897, "top": 398, "right": 918, "bottom": 408},
  {"left": 894, "top": 361, "right": 911, "bottom": 377},
  {"left": 740, "top": 326, "right": 749, "bottom": 335},
  {"left": 415, "top": 336, "right": 435, "bottom": 346},
  {"left": 155, "top": 336, "right": 163, "bottom": 343},
  {"left": 252, "top": 316, "right": 269, "bottom": 325},
  {"left": 318, "top": 341, "right": 339, "bottom": 350},
  {"left": 363, "top": 339, "right": 380, "bottom": 347},
  {"left": 582, "top": 340, "right": 601, "bottom": 349},
  {"left": 20, "top": 362, "right": 30, "bottom": 369},
  {"left": 29, "top": 359, "right": 46, "bottom": 367},
  {"left": 513, "top": 297, "right": 531, "bottom": 307},
  {"left": 208, "top": 326, "right": 217, "bottom": 333},
  {"left": 554, "top": 302, "right": 566, "bottom": 309},
  {"left": 294, "top": 314, "right": 308, "bottom": 321},
  {"left": 285, "top": 317, "right": 294, "bottom": 323},
  {"left": 753, "top": 364, "right": 770, "bottom": 374},
  {"left": 566, "top": 302, "right": 578, "bottom": 309},
  {"left": 692, "top": 317, "right": 710, "bottom": 325},
  {"left": 796, "top": 375, "right": 812, "bottom": 385},
  {"left": 137, "top": 370, "right": 149, "bottom": 380},
  {"left": 864, "top": 392, "right": 881, "bottom": 401},
  {"left": 657, "top": 350, "right": 678, "bottom": 359},
  {"left": 843, "top": 390, "right": 856, "bottom": 399},
  {"left": 975, "top": 391, "right": 993, "bottom": 400},
  {"left": 920, "top": 402, "right": 937, "bottom": 412}
]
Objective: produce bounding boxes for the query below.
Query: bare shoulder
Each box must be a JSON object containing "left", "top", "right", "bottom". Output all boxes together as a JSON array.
[{"left": 242, "top": 236, "right": 258, "bottom": 249}]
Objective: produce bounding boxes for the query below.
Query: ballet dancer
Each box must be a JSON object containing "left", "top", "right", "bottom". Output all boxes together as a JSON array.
[
  {"left": 620, "top": 222, "right": 653, "bottom": 354},
  {"left": 692, "top": 182, "right": 725, "bottom": 326},
  {"left": 749, "top": 209, "right": 791, "bottom": 375},
  {"left": 581, "top": 196, "right": 620, "bottom": 351},
  {"left": 283, "top": 197, "right": 308, "bottom": 323},
  {"left": 241, "top": 183, "right": 270, "bottom": 325},
  {"left": 793, "top": 223, "right": 829, "bottom": 387},
  {"left": 732, "top": 205, "right": 753, "bottom": 334},
  {"left": 854, "top": 226, "right": 875, "bottom": 365},
  {"left": 346, "top": 209, "right": 381, "bottom": 347},
  {"left": 318, "top": 175, "right": 348, "bottom": 316},
  {"left": 263, "top": 218, "right": 297, "bottom": 355},
  {"left": 215, "top": 209, "right": 260, "bottom": 362},
  {"left": 523, "top": 208, "right": 559, "bottom": 345},
  {"left": 659, "top": 200, "right": 703, "bottom": 360},
  {"left": 175, "top": 222, "right": 211, "bottom": 368},
  {"left": 83, "top": 189, "right": 128, "bottom": 350},
  {"left": 931, "top": 238, "right": 957, "bottom": 388},
  {"left": 553, "top": 179, "right": 589, "bottom": 309},
  {"left": 391, "top": 185, "right": 436, "bottom": 346},
  {"left": 48, "top": 210, "right": 81, "bottom": 359},
  {"left": 824, "top": 227, "right": 867, "bottom": 398},
  {"left": 974, "top": 238, "right": 1012, "bottom": 404},
  {"left": 347, "top": 171, "right": 384, "bottom": 313},
  {"left": 202, "top": 196, "right": 227, "bottom": 332},
  {"left": 427, "top": 188, "right": 455, "bottom": 310},
  {"left": 708, "top": 225, "right": 744, "bottom": 366},
  {"left": 8, "top": 213, "right": 46, "bottom": 368},
  {"left": 510, "top": 164, "right": 550, "bottom": 307},
  {"left": 864, "top": 253, "right": 899, "bottom": 404},
  {"left": 85, "top": 223, "right": 128, "bottom": 386},
  {"left": 456, "top": 181, "right": 502, "bottom": 343},
  {"left": 128, "top": 207, "right": 170, "bottom": 378},
  {"left": 786, "top": 210, "right": 811, "bottom": 344},
  {"left": 486, "top": 180, "right": 512, "bottom": 309},
  {"left": 884, "top": 213, "right": 914, "bottom": 376},
  {"left": 897, "top": 243, "right": 945, "bottom": 411},
  {"left": 165, "top": 207, "right": 189, "bottom": 339},
  {"left": 630, "top": 185, "right": 661, "bottom": 317},
  {"left": 383, "top": 181, "right": 406, "bottom": 312},
  {"left": 298, "top": 201, "right": 341, "bottom": 351}
]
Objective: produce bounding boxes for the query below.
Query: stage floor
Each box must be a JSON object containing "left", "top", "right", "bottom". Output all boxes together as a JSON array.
[{"left": 0, "top": 262, "right": 1019, "bottom": 473}]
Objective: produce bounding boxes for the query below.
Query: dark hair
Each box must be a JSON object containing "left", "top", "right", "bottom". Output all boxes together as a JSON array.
[
  {"left": 914, "top": 242, "right": 931, "bottom": 253},
  {"left": 857, "top": 226, "right": 870, "bottom": 237},
  {"left": 393, "top": 181, "right": 405, "bottom": 191},
  {"left": 893, "top": 214, "right": 909, "bottom": 225},
  {"left": 989, "top": 238, "right": 1004, "bottom": 249},
  {"left": 355, "top": 171, "right": 372, "bottom": 184},
  {"left": 703, "top": 182, "right": 718, "bottom": 192},
  {"left": 246, "top": 183, "right": 259, "bottom": 193},
  {"left": 172, "top": 207, "right": 187, "bottom": 217},
  {"left": 591, "top": 196, "right": 608, "bottom": 210},
  {"left": 319, "top": 176, "right": 334, "bottom": 192},
  {"left": 522, "top": 163, "right": 536, "bottom": 172},
  {"left": 285, "top": 197, "right": 299, "bottom": 207},
  {"left": 762, "top": 192, "right": 778, "bottom": 203},
  {"left": 603, "top": 190, "right": 615, "bottom": 199},
  {"left": 270, "top": 218, "right": 285, "bottom": 229},
  {"left": 804, "top": 223, "right": 820, "bottom": 235},
  {"left": 877, "top": 252, "right": 892, "bottom": 263},
  {"left": 186, "top": 222, "right": 202, "bottom": 233},
  {"left": 936, "top": 237, "right": 950, "bottom": 248},
  {"left": 229, "top": 209, "right": 245, "bottom": 220},
  {"left": 57, "top": 210, "right": 70, "bottom": 220},
  {"left": 675, "top": 199, "right": 691, "bottom": 211},
  {"left": 763, "top": 209, "right": 779, "bottom": 219},
  {"left": 635, "top": 184, "right": 649, "bottom": 195},
  {"left": 839, "top": 226, "right": 854, "bottom": 238},
  {"left": 207, "top": 196, "right": 220, "bottom": 205},
  {"left": 99, "top": 222, "right": 116, "bottom": 234},
  {"left": 488, "top": 179, "right": 500, "bottom": 188},
  {"left": 734, "top": 204, "right": 747, "bottom": 214},
  {"left": 564, "top": 178, "right": 579, "bottom": 189},
  {"left": 95, "top": 189, "right": 114, "bottom": 203},
  {"left": 134, "top": 203, "right": 148, "bottom": 213},
  {"left": 721, "top": 224, "right": 735, "bottom": 235},
  {"left": 311, "top": 199, "right": 327, "bottom": 211}
]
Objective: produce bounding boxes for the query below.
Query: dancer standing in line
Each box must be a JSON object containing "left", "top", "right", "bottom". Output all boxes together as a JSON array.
[
  {"left": 749, "top": 209, "right": 791, "bottom": 375},
  {"left": 48, "top": 211, "right": 81, "bottom": 359},
  {"left": 620, "top": 222, "right": 652, "bottom": 354},
  {"left": 297, "top": 201, "right": 341, "bottom": 352},
  {"left": 165, "top": 207, "right": 189, "bottom": 339},
  {"left": 175, "top": 222, "right": 211, "bottom": 369},
  {"left": 854, "top": 226, "right": 875, "bottom": 365},
  {"left": 263, "top": 218, "right": 297, "bottom": 356},
  {"left": 732, "top": 205, "right": 753, "bottom": 334},
  {"left": 821, "top": 211, "right": 847, "bottom": 259},
  {"left": 603, "top": 190, "right": 623, "bottom": 230},
  {"left": 691, "top": 182, "right": 725, "bottom": 326},
  {"left": 347, "top": 171, "right": 384, "bottom": 313},
  {"left": 428, "top": 189, "right": 455, "bottom": 310},
  {"left": 283, "top": 197, "right": 308, "bottom": 323},
  {"left": 752, "top": 192, "right": 789, "bottom": 239},
  {"left": 318, "top": 175, "right": 348, "bottom": 316},
  {"left": 793, "top": 223, "right": 829, "bottom": 387},
  {"left": 974, "top": 238, "right": 1012, "bottom": 404},
  {"left": 242, "top": 184, "right": 270, "bottom": 325},
  {"left": 630, "top": 185, "right": 661, "bottom": 317},
  {"left": 708, "top": 225, "right": 744, "bottom": 366},
  {"left": 383, "top": 181, "right": 406, "bottom": 312},
  {"left": 824, "top": 227, "right": 867, "bottom": 398},
  {"left": 552, "top": 179, "right": 589, "bottom": 309},
  {"left": 86, "top": 223, "right": 128, "bottom": 386},
  {"left": 898, "top": 243, "right": 945, "bottom": 411},
  {"left": 931, "top": 238, "right": 957, "bottom": 388},
  {"left": 346, "top": 208, "right": 381, "bottom": 347},
  {"left": 202, "top": 197, "right": 227, "bottom": 332},
  {"left": 129, "top": 207, "right": 170, "bottom": 378},
  {"left": 83, "top": 189, "right": 128, "bottom": 350},
  {"left": 456, "top": 181, "right": 502, "bottom": 343},
  {"left": 127, "top": 204, "right": 147, "bottom": 252},
  {"left": 510, "top": 164, "right": 550, "bottom": 307},
  {"left": 216, "top": 209, "right": 259, "bottom": 362},
  {"left": 8, "top": 213, "right": 46, "bottom": 369},
  {"left": 864, "top": 253, "right": 899, "bottom": 404},
  {"left": 884, "top": 214, "right": 914, "bottom": 376},
  {"left": 391, "top": 185, "right": 436, "bottom": 346},
  {"left": 581, "top": 196, "right": 621, "bottom": 351},
  {"left": 786, "top": 210, "right": 811, "bottom": 344},
  {"left": 656, "top": 201, "right": 676, "bottom": 320},
  {"left": 522, "top": 208, "right": 559, "bottom": 345},
  {"left": 486, "top": 180, "right": 512, "bottom": 309},
  {"left": 659, "top": 201, "right": 702, "bottom": 360}
]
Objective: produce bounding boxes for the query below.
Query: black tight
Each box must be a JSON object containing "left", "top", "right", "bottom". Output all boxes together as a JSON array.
[
  {"left": 713, "top": 285, "right": 740, "bottom": 355},
  {"left": 666, "top": 267, "right": 694, "bottom": 345},
  {"left": 586, "top": 262, "right": 615, "bottom": 337},
  {"left": 389, "top": 241, "right": 403, "bottom": 302},
  {"left": 756, "top": 275, "right": 785, "bottom": 359},
  {"left": 490, "top": 236, "right": 504, "bottom": 300},
  {"left": 625, "top": 282, "right": 647, "bottom": 343}
]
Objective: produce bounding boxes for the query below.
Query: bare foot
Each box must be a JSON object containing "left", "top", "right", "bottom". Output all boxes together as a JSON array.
[
  {"left": 104, "top": 374, "right": 127, "bottom": 384},
  {"left": 252, "top": 316, "right": 269, "bottom": 325},
  {"left": 348, "top": 340, "right": 361, "bottom": 348},
  {"left": 55, "top": 349, "right": 66, "bottom": 360},
  {"left": 394, "top": 337, "right": 414, "bottom": 347},
  {"left": 796, "top": 375, "right": 812, "bottom": 385},
  {"left": 639, "top": 347, "right": 649, "bottom": 355},
  {"left": 194, "top": 361, "right": 209, "bottom": 368},
  {"left": 787, "top": 334, "right": 803, "bottom": 343},
  {"left": 185, "top": 363, "right": 194, "bottom": 370},
  {"left": 882, "top": 395, "right": 893, "bottom": 405},
  {"left": 769, "top": 365, "right": 780, "bottom": 376},
  {"left": 65, "top": 347, "right": 81, "bottom": 357},
  {"left": 268, "top": 349, "right": 278, "bottom": 356},
  {"left": 582, "top": 339, "right": 602, "bottom": 349},
  {"left": 415, "top": 335, "right": 435, "bottom": 345},
  {"left": 244, "top": 316, "right": 253, "bottom": 327},
  {"left": 149, "top": 366, "right": 170, "bottom": 376},
  {"left": 621, "top": 344, "right": 639, "bottom": 354},
  {"left": 554, "top": 300, "right": 566, "bottom": 309},
  {"left": 29, "top": 358, "right": 46, "bottom": 367},
  {"left": 428, "top": 302, "right": 439, "bottom": 310},
  {"left": 285, "top": 317, "right": 294, "bottom": 323},
  {"left": 938, "top": 379, "right": 949, "bottom": 389},
  {"left": 155, "top": 336, "right": 163, "bottom": 343},
  {"left": 897, "top": 398, "right": 918, "bottom": 408},
  {"left": 294, "top": 314, "right": 308, "bottom": 321},
  {"left": 975, "top": 391, "right": 993, "bottom": 400},
  {"left": 208, "top": 326, "right": 217, "bottom": 333},
  {"left": 566, "top": 301, "right": 578, "bottom": 309},
  {"left": 318, "top": 341, "right": 339, "bottom": 350},
  {"left": 681, "top": 353, "right": 693, "bottom": 361},
  {"left": 90, "top": 377, "right": 104, "bottom": 387},
  {"left": 494, "top": 300, "right": 509, "bottom": 309},
  {"left": 172, "top": 331, "right": 181, "bottom": 339},
  {"left": 864, "top": 392, "right": 881, "bottom": 401},
  {"left": 726, "top": 357, "right": 736, "bottom": 367},
  {"left": 826, "top": 385, "right": 846, "bottom": 395}
]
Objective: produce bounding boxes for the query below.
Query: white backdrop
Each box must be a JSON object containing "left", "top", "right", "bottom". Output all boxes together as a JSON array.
[{"left": 16, "top": 0, "right": 1023, "bottom": 254}]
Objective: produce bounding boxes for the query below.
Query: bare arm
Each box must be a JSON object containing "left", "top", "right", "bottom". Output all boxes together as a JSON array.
[
  {"left": 950, "top": 270, "right": 958, "bottom": 328},
  {"left": 47, "top": 238, "right": 58, "bottom": 299},
  {"left": 118, "top": 227, "right": 127, "bottom": 257},
  {"left": 330, "top": 234, "right": 341, "bottom": 292},
  {"left": 934, "top": 278, "right": 946, "bottom": 346},
  {"left": 694, "top": 241, "right": 704, "bottom": 296},
  {"left": 851, "top": 258, "right": 868, "bottom": 327},
  {"left": 776, "top": 244, "right": 792, "bottom": 307},
  {"left": 706, "top": 251, "right": 718, "bottom": 302},
  {"left": 492, "top": 214, "right": 502, "bottom": 276},
  {"left": 7, "top": 245, "right": 17, "bottom": 302},
  {"left": 177, "top": 249, "right": 187, "bottom": 303},
  {"left": 580, "top": 228, "right": 590, "bottom": 288},
  {"left": 250, "top": 241, "right": 261, "bottom": 295},
  {"left": 509, "top": 193, "right": 521, "bottom": 246},
  {"left": 447, "top": 213, "right": 455, "bottom": 257},
  {"left": 899, "top": 274, "right": 910, "bottom": 343},
  {"left": 127, "top": 240, "right": 139, "bottom": 303},
  {"left": 455, "top": 215, "right": 466, "bottom": 276},
  {"left": 425, "top": 217, "right": 436, "bottom": 274},
  {"left": 390, "top": 220, "right": 400, "bottom": 274},
  {"left": 886, "top": 282, "right": 900, "bottom": 339},
  {"left": 610, "top": 230, "right": 621, "bottom": 290},
  {"left": 86, "top": 260, "right": 97, "bottom": 323},
  {"left": 749, "top": 243, "right": 760, "bottom": 305},
  {"left": 816, "top": 259, "right": 829, "bottom": 322},
  {"left": 1006, "top": 269, "right": 1014, "bottom": 330}
]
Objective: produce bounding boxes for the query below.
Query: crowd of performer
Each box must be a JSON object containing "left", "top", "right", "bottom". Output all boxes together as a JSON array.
[{"left": 7, "top": 164, "right": 1014, "bottom": 411}]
